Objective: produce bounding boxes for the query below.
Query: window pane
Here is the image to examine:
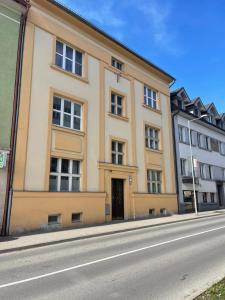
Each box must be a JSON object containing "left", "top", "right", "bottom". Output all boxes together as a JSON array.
[
  {"left": 112, "top": 153, "right": 116, "bottom": 164},
  {"left": 72, "top": 161, "right": 80, "bottom": 174},
  {"left": 73, "top": 117, "right": 80, "bottom": 130},
  {"left": 61, "top": 159, "right": 69, "bottom": 173},
  {"left": 147, "top": 182, "right": 151, "bottom": 193},
  {"left": 118, "top": 143, "right": 123, "bottom": 153},
  {"left": 157, "top": 183, "right": 161, "bottom": 193},
  {"left": 118, "top": 154, "right": 123, "bottom": 165},
  {"left": 145, "top": 138, "right": 149, "bottom": 148},
  {"left": 72, "top": 177, "right": 80, "bottom": 192},
  {"left": 153, "top": 91, "right": 156, "bottom": 100},
  {"left": 49, "top": 175, "right": 57, "bottom": 191},
  {"left": 74, "top": 103, "right": 81, "bottom": 116},
  {"left": 112, "top": 141, "right": 116, "bottom": 151},
  {"left": 111, "top": 94, "right": 115, "bottom": 103},
  {"left": 144, "top": 96, "right": 147, "bottom": 105},
  {"left": 151, "top": 171, "right": 156, "bottom": 181},
  {"left": 60, "top": 176, "right": 69, "bottom": 191},
  {"left": 53, "top": 97, "right": 61, "bottom": 110},
  {"left": 52, "top": 111, "right": 60, "bottom": 125},
  {"left": 65, "top": 59, "right": 73, "bottom": 72},
  {"left": 147, "top": 88, "right": 151, "bottom": 97},
  {"left": 64, "top": 100, "right": 71, "bottom": 113},
  {"left": 117, "top": 96, "right": 122, "bottom": 106},
  {"left": 111, "top": 105, "right": 115, "bottom": 114},
  {"left": 66, "top": 46, "right": 73, "bottom": 59},
  {"left": 117, "top": 107, "right": 122, "bottom": 115},
  {"left": 152, "top": 183, "right": 156, "bottom": 193},
  {"left": 56, "top": 41, "right": 63, "bottom": 54},
  {"left": 63, "top": 114, "right": 71, "bottom": 128},
  {"left": 50, "top": 157, "right": 58, "bottom": 172},
  {"left": 75, "top": 63, "right": 82, "bottom": 76},
  {"left": 55, "top": 53, "right": 63, "bottom": 68},
  {"left": 76, "top": 51, "right": 82, "bottom": 64}
]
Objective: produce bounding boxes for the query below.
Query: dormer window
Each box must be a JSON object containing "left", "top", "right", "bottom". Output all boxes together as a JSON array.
[{"left": 112, "top": 57, "right": 123, "bottom": 71}]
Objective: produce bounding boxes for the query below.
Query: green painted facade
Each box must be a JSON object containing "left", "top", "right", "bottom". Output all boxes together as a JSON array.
[{"left": 0, "top": 4, "right": 21, "bottom": 149}]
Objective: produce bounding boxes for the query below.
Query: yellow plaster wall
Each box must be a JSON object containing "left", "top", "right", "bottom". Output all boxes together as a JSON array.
[
  {"left": 10, "top": 192, "right": 106, "bottom": 234},
  {"left": 133, "top": 193, "right": 178, "bottom": 217}
]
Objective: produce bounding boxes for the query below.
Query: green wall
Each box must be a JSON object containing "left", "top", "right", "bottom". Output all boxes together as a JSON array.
[{"left": 0, "top": 5, "right": 21, "bottom": 149}]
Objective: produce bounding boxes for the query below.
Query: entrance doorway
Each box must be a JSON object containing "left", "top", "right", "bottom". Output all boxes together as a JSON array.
[
  {"left": 111, "top": 179, "right": 124, "bottom": 220},
  {"left": 217, "top": 183, "right": 224, "bottom": 207}
]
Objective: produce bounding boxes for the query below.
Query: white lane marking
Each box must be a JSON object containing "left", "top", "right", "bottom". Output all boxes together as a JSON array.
[{"left": 0, "top": 225, "right": 225, "bottom": 289}]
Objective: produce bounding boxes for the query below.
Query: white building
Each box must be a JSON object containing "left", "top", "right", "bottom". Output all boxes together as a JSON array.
[{"left": 171, "top": 88, "right": 225, "bottom": 213}]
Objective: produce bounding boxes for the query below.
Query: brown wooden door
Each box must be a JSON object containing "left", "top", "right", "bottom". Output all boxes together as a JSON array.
[{"left": 112, "top": 179, "right": 124, "bottom": 219}]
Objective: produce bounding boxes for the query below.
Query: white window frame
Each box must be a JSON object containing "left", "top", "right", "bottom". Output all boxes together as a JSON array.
[
  {"left": 52, "top": 96, "right": 82, "bottom": 131},
  {"left": 147, "top": 170, "right": 162, "bottom": 194},
  {"left": 49, "top": 158, "right": 81, "bottom": 192},
  {"left": 111, "top": 93, "right": 123, "bottom": 116},
  {"left": 144, "top": 86, "right": 158, "bottom": 109},
  {"left": 112, "top": 141, "right": 124, "bottom": 165},
  {"left": 145, "top": 126, "right": 159, "bottom": 150},
  {"left": 55, "top": 40, "right": 83, "bottom": 76}
]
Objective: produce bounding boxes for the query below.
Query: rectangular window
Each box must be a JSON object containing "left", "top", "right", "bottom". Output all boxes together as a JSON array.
[
  {"left": 111, "top": 93, "right": 123, "bottom": 116},
  {"left": 48, "top": 214, "right": 60, "bottom": 225},
  {"left": 147, "top": 170, "right": 161, "bottom": 194},
  {"left": 198, "top": 134, "right": 211, "bottom": 150},
  {"left": 200, "top": 163, "right": 212, "bottom": 180},
  {"left": 178, "top": 126, "right": 189, "bottom": 144},
  {"left": 145, "top": 126, "right": 159, "bottom": 150},
  {"left": 111, "top": 57, "right": 123, "bottom": 71},
  {"left": 144, "top": 86, "right": 157, "bottom": 110},
  {"left": 202, "top": 192, "right": 207, "bottom": 203},
  {"left": 180, "top": 158, "right": 187, "bottom": 176},
  {"left": 55, "top": 40, "right": 83, "bottom": 76},
  {"left": 52, "top": 96, "right": 82, "bottom": 131},
  {"left": 72, "top": 213, "right": 82, "bottom": 222},
  {"left": 210, "top": 193, "right": 215, "bottom": 203},
  {"left": 49, "top": 158, "right": 80, "bottom": 192},
  {"left": 112, "top": 141, "right": 124, "bottom": 165}
]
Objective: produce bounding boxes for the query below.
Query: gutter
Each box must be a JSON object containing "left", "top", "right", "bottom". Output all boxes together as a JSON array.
[
  {"left": 1, "top": 3, "right": 30, "bottom": 236},
  {"left": 171, "top": 110, "right": 181, "bottom": 214}
]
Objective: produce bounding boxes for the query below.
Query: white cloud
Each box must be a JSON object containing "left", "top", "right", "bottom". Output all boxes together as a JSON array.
[{"left": 134, "top": 0, "right": 182, "bottom": 55}]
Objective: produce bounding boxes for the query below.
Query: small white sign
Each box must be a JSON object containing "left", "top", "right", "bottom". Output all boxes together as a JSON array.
[{"left": 0, "top": 152, "right": 7, "bottom": 169}]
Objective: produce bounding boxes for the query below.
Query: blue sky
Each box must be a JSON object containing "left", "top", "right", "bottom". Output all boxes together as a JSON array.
[{"left": 59, "top": 0, "right": 225, "bottom": 113}]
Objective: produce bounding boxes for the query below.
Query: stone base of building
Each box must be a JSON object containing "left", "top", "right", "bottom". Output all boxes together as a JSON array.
[{"left": 9, "top": 192, "right": 178, "bottom": 234}]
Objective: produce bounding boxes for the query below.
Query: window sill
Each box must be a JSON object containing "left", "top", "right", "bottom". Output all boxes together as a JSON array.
[
  {"left": 108, "top": 112, "right": 129, "bottom": 122},
  {"left": 51, "top": 64, "right": 89, "bottom": 84},
  {"left": 52, "top": 125, "right": 85, "bottom": 137},
  {"left": 142, "top": 104, "right": 161, "bottom": 114},
  {"left": 145, "top": 148, "right": 163, "bottom": 154}
]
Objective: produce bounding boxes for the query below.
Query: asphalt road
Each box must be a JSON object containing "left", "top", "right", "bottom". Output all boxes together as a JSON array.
[{"left": 0, "top": 214, "right": 225, "bottom": 300}]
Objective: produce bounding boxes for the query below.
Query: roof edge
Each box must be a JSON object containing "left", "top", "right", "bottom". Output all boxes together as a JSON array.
[{"left": 47, "top": 0, "right": 175, "bottom": 83}]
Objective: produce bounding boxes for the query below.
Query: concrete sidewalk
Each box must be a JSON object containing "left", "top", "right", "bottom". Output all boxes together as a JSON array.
[{"left": 0, "top": 210, "right": 225, "bottom": 254}]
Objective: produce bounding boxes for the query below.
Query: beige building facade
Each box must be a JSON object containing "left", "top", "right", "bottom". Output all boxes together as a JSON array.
[{"left": 10, "top": 0, "right": 177, "bottom": 233}]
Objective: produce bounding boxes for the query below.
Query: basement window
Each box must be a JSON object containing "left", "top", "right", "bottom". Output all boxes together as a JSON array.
[
  {"left": 149, "top": 209, "right": 155, "bottom": 216},
  {"left": 72, "top": 212, "right": 82, "bottom": 223},
  {"left": 48, "top": 214, "right": 60, "bottom": 225}
]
